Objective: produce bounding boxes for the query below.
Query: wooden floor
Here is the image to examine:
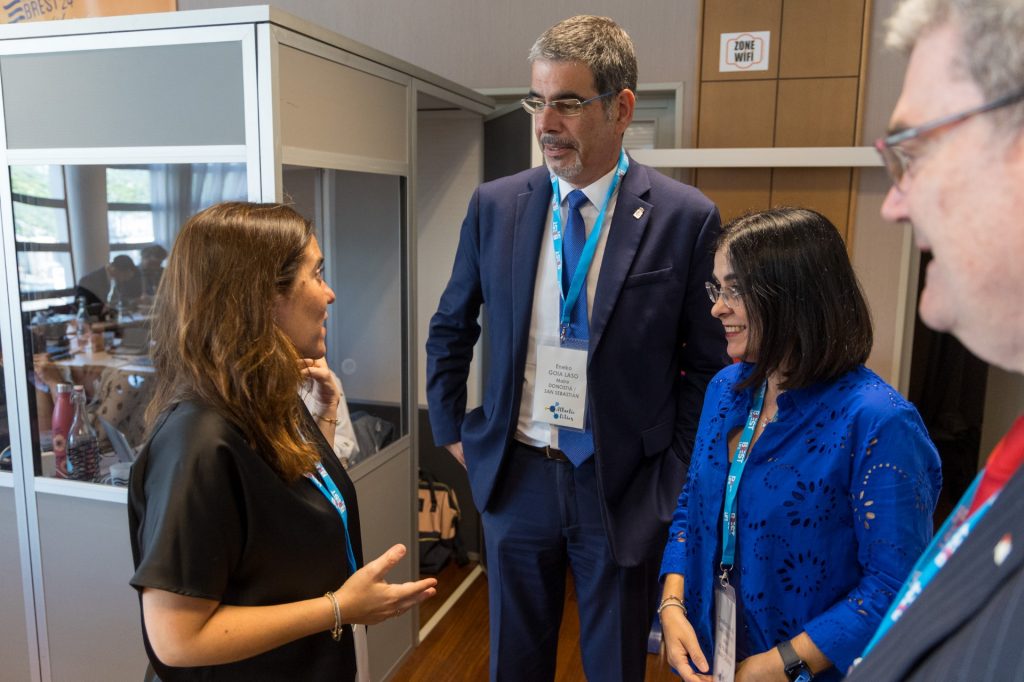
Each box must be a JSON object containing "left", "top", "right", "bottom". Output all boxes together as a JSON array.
[{"left": 394, "top": 562, "right": 679, "bottom": 681}]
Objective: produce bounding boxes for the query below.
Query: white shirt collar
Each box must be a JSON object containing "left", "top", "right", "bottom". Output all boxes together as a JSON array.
[{"left": 556, "top": 162, "right": 620, "bottom": 208}]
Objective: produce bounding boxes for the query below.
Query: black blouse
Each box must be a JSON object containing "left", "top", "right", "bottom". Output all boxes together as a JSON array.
[{"left": 129, "top": 400, "right": 363, "bottom": 681}]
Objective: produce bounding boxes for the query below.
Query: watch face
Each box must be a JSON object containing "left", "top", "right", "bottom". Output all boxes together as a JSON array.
[{"left": 787, "top": 665, "right": 812, "bottom": 682}]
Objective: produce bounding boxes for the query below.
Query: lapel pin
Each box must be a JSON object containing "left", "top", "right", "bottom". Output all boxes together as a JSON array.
[
  {"left": 633, "top": 207, "right": 644, "bottom": 220},
  {"left": 994, "top": 533, "right": 1012, "bottom": 566}
]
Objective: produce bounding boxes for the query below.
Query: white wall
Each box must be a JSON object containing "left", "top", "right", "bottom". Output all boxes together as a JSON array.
[
  {"left": 415, "top": 109, "right": 484, "bottom": 409},
  {"left": 179, "top": 0, "right": 703, "bottom": 142},
  {"left": 850, "top": 0, "right": 916, "bottom": 388}
]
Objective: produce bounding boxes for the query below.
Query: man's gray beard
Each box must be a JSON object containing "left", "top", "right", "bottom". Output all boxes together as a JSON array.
[{"left": 547, "top": 155, "right": 582, "bottom": 182}]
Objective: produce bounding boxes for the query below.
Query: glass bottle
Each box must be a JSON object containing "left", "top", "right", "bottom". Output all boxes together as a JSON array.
[
  {"left": 51, "top": 383, "right": 74, "bottom": 479},
  {"left": 65, "top": 385, "right": 99, "bottom": 482},
  {"left": 76, "top": 296, "right": 89, "bottom": 333},
  {"left": 76, "top": 297, "right": 91, "bottom": 353}
]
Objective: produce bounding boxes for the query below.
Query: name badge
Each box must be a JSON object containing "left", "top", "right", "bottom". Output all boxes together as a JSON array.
[
  {"left": 532, "top": 342, "right": 588, "bottom": 431},
  {"left": 713, "top": 580, "right": 737, "bottom": 682}
]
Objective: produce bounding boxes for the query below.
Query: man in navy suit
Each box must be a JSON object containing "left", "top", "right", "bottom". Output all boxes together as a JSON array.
[
  {"left": 848, "top": 1, "right": 1024, "bottom": 680},
  {"left": 426, "top": 15, "right": 726, "bottom": 681}
]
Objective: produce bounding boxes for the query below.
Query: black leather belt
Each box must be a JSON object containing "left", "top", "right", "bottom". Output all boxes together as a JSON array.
[{"left": 515, "top": 440, "right": 570, "bottom": 462}]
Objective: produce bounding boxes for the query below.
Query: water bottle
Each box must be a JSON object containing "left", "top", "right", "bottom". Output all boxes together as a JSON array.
[
  {"left": 51, "top": 383, "right": 74, "bottom": 479},
  {"left": 65, "top": 385, "right": 99, "bottom": 482},
  {"left": 76, "top": 296, "right": 89, "bottom": 333}
]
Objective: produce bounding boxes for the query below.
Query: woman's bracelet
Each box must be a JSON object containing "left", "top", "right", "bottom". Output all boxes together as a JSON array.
[
  {"left": 317, "top": 414, "right": 340, "bottom": 425},
  {"left": 657, "top": 595, "right": 687, "bottom": 617},
  {"left": 324, "top": 591, "right": 343, "bottom": 641}
]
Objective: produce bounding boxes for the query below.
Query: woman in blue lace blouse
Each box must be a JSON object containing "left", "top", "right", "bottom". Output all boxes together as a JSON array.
[{"left": 658, "top": 208, "right": 941, "bottom": 682}]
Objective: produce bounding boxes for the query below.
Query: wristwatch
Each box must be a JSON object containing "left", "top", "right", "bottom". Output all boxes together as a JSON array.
[{"left": 776, "top": 639, "right": 814, "bottom": 682}]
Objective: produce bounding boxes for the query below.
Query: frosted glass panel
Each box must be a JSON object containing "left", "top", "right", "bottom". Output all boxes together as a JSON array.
[
  {"left": 1, "top": 42, "right": 245, "bottom": 149},
  {"left": 282, "top": 167, "right": 407, "bottom": 467},
  {"left": 325, "top": 171, "right": 403, "bottom": 412}
]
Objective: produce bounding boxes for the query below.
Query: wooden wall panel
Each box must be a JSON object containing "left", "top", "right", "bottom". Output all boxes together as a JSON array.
[
  {"left": 697, "top": 0, "right": 869, "bottom": 246},
  {"left": 778, "top": 0, "right": 866, "bottom": 78},
  {"left": 701, "top": 0, "right": 782, "bottom": 81},
  {"left": 775, "top": 77, "right": 859, "bottom": 146},
  {"left": 696, "top": 168, "right": 772, "bottom": 224},
  {"left": 770, "top": 168, "right": 852, "bottom": 239},
  {"left": 698, "top": 81, "right": 778, "bottom": 148}
]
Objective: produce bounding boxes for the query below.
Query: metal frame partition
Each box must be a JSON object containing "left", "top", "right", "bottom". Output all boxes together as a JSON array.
[
  {"left": 0, "top": 7, "right": 493, "bottom": 680},
  {"left": 0, "top": 20, "right": 260, "bottom": 682}
]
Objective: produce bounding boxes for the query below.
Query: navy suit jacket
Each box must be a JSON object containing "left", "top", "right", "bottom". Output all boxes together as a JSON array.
[
  {"left": 847, "top": 462, "right": 1024, "bottom": 681},
  {"left": 425, "top": 160, "right": 727, "bottom": 566}
]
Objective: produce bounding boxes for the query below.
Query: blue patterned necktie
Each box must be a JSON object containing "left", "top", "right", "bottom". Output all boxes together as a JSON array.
[{"left": 559, "top": 189, "right": 595, "bottom": 465}]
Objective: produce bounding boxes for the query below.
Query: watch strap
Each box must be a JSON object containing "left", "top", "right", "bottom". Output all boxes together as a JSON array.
[{"left": 776, "top": 639, "right": 812, "bottom": 681}]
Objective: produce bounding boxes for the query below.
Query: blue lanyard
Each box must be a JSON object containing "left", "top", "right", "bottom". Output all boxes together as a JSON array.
[
  {"left": 305, "top": 460, "right": 358, "bottom": 574},
  {"left": 861, "top": 469, "right": 996, "bottom": 656},
  {"left": 720, "top": 382, "right": 767, "bottom": 571},
  {"left": 550, "top": 149, "right": 629, "bottom": 342}
]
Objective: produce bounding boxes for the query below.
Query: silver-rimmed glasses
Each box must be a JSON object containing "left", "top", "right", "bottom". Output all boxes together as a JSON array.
[
  {"left": 875, "top": 86, "right": 1024, "bottom": 188},
  {"left": 520, "top": 91, "right": 617, "bottom": 117},
  {"left": 705, "top": 281, "right": 742, "bottom": 307}
]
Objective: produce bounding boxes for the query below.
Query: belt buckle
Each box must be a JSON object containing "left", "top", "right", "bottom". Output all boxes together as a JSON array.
[{"left": 543, "top": 446, "right": 568, "bottom": 462}]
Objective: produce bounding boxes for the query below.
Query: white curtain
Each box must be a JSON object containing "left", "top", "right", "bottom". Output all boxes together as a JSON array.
[{"left": 149, "top": 163, "right": 248, "bottom": 249}]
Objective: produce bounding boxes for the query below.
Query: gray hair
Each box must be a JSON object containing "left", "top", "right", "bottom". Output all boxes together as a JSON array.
[
  {"left": 887, "top": 0, "right": 1024, "bottom": 128},
  {"left": 528, "top": 15, "right": 638, "bottom": 112}
]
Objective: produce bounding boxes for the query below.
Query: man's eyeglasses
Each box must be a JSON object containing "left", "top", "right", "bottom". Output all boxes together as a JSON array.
[
  {"left": 875, "top": 86, "right": 1024, "bottom": 187},
  {"left": 520, "top": 91, "right": 617, "bottom": 117},
  {"left": 705, "top": 281, "right": 742, "bottom": 307}
]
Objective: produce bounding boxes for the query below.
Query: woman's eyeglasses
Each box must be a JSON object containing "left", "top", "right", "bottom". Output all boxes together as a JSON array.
[{"left": 705, "top": 281, "right": 742, "bottom": 307}]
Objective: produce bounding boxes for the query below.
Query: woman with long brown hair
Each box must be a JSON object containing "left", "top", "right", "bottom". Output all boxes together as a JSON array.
[{"left": 129, "top": 202, "right": 435, "bottom": 680}]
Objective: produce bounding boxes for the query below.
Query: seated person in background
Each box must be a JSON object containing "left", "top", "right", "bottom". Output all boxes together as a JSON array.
[
  {"left": 301, "top": 360, "right": 360, "bottom": 466},
  {"left": 77, "top": 254, "right": 143, "bottom": 310},
  {"left": 658, "top": 207, "right": 942, "bottom": 682},
  {"left": 129, "top": 202, "right": 435, "bottom": 681},
  {"left": 139, "top": 244, "right": 168, "bottom": 297}
]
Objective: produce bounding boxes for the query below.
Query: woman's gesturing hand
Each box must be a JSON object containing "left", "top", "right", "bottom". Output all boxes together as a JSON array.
[
  {"left": 335, "top": 544, "right": 437, "bottom": 625},
  {"left": 661, "top": 605, "right": 713, "bottom": 682}
]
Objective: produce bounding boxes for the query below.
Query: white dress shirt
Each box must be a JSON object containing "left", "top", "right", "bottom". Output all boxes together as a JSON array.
[{"left": 515, "top": 165, "right": 621, "bottom": 448}]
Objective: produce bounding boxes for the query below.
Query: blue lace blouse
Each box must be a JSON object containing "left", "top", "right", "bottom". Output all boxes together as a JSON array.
[{"left": 660, "top": 363, "right": 941, "bottom": 679}]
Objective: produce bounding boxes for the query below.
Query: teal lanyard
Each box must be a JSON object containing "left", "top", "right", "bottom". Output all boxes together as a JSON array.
[
  {"left": 861, "top": 469, "right": 996, "bottom": 656},
  {"left": 305, "top": 460, "right": 358, "bottom": 574},
  {"left": 549, "top": 149, "right": 629, "bottom": 342},
  {"left": 720, "top": 381, "right": 767, "bottom": 573}
]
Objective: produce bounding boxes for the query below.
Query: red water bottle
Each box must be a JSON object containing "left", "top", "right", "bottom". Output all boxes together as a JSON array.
[{"left": 51, "top": 383, "right": 74, "bottom": 478}]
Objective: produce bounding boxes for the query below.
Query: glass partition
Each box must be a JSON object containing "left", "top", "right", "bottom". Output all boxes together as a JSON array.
[
  {"left": 283, "top": 166, "right": 406, "bottom": 469},
  {"left": 0, "top": 353, "right": 9, "bottom": 472},
  {"left": 14, "top": 162, "right": 247, "bottom": 483}
]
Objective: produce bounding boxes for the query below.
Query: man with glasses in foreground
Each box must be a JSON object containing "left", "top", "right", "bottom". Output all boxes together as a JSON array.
[
  {"left": 848, "top": 0, "right": 1024, "bottom": 679},
  {"left": 426, "top": 15, "right": 726, "bottom": 681}
]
